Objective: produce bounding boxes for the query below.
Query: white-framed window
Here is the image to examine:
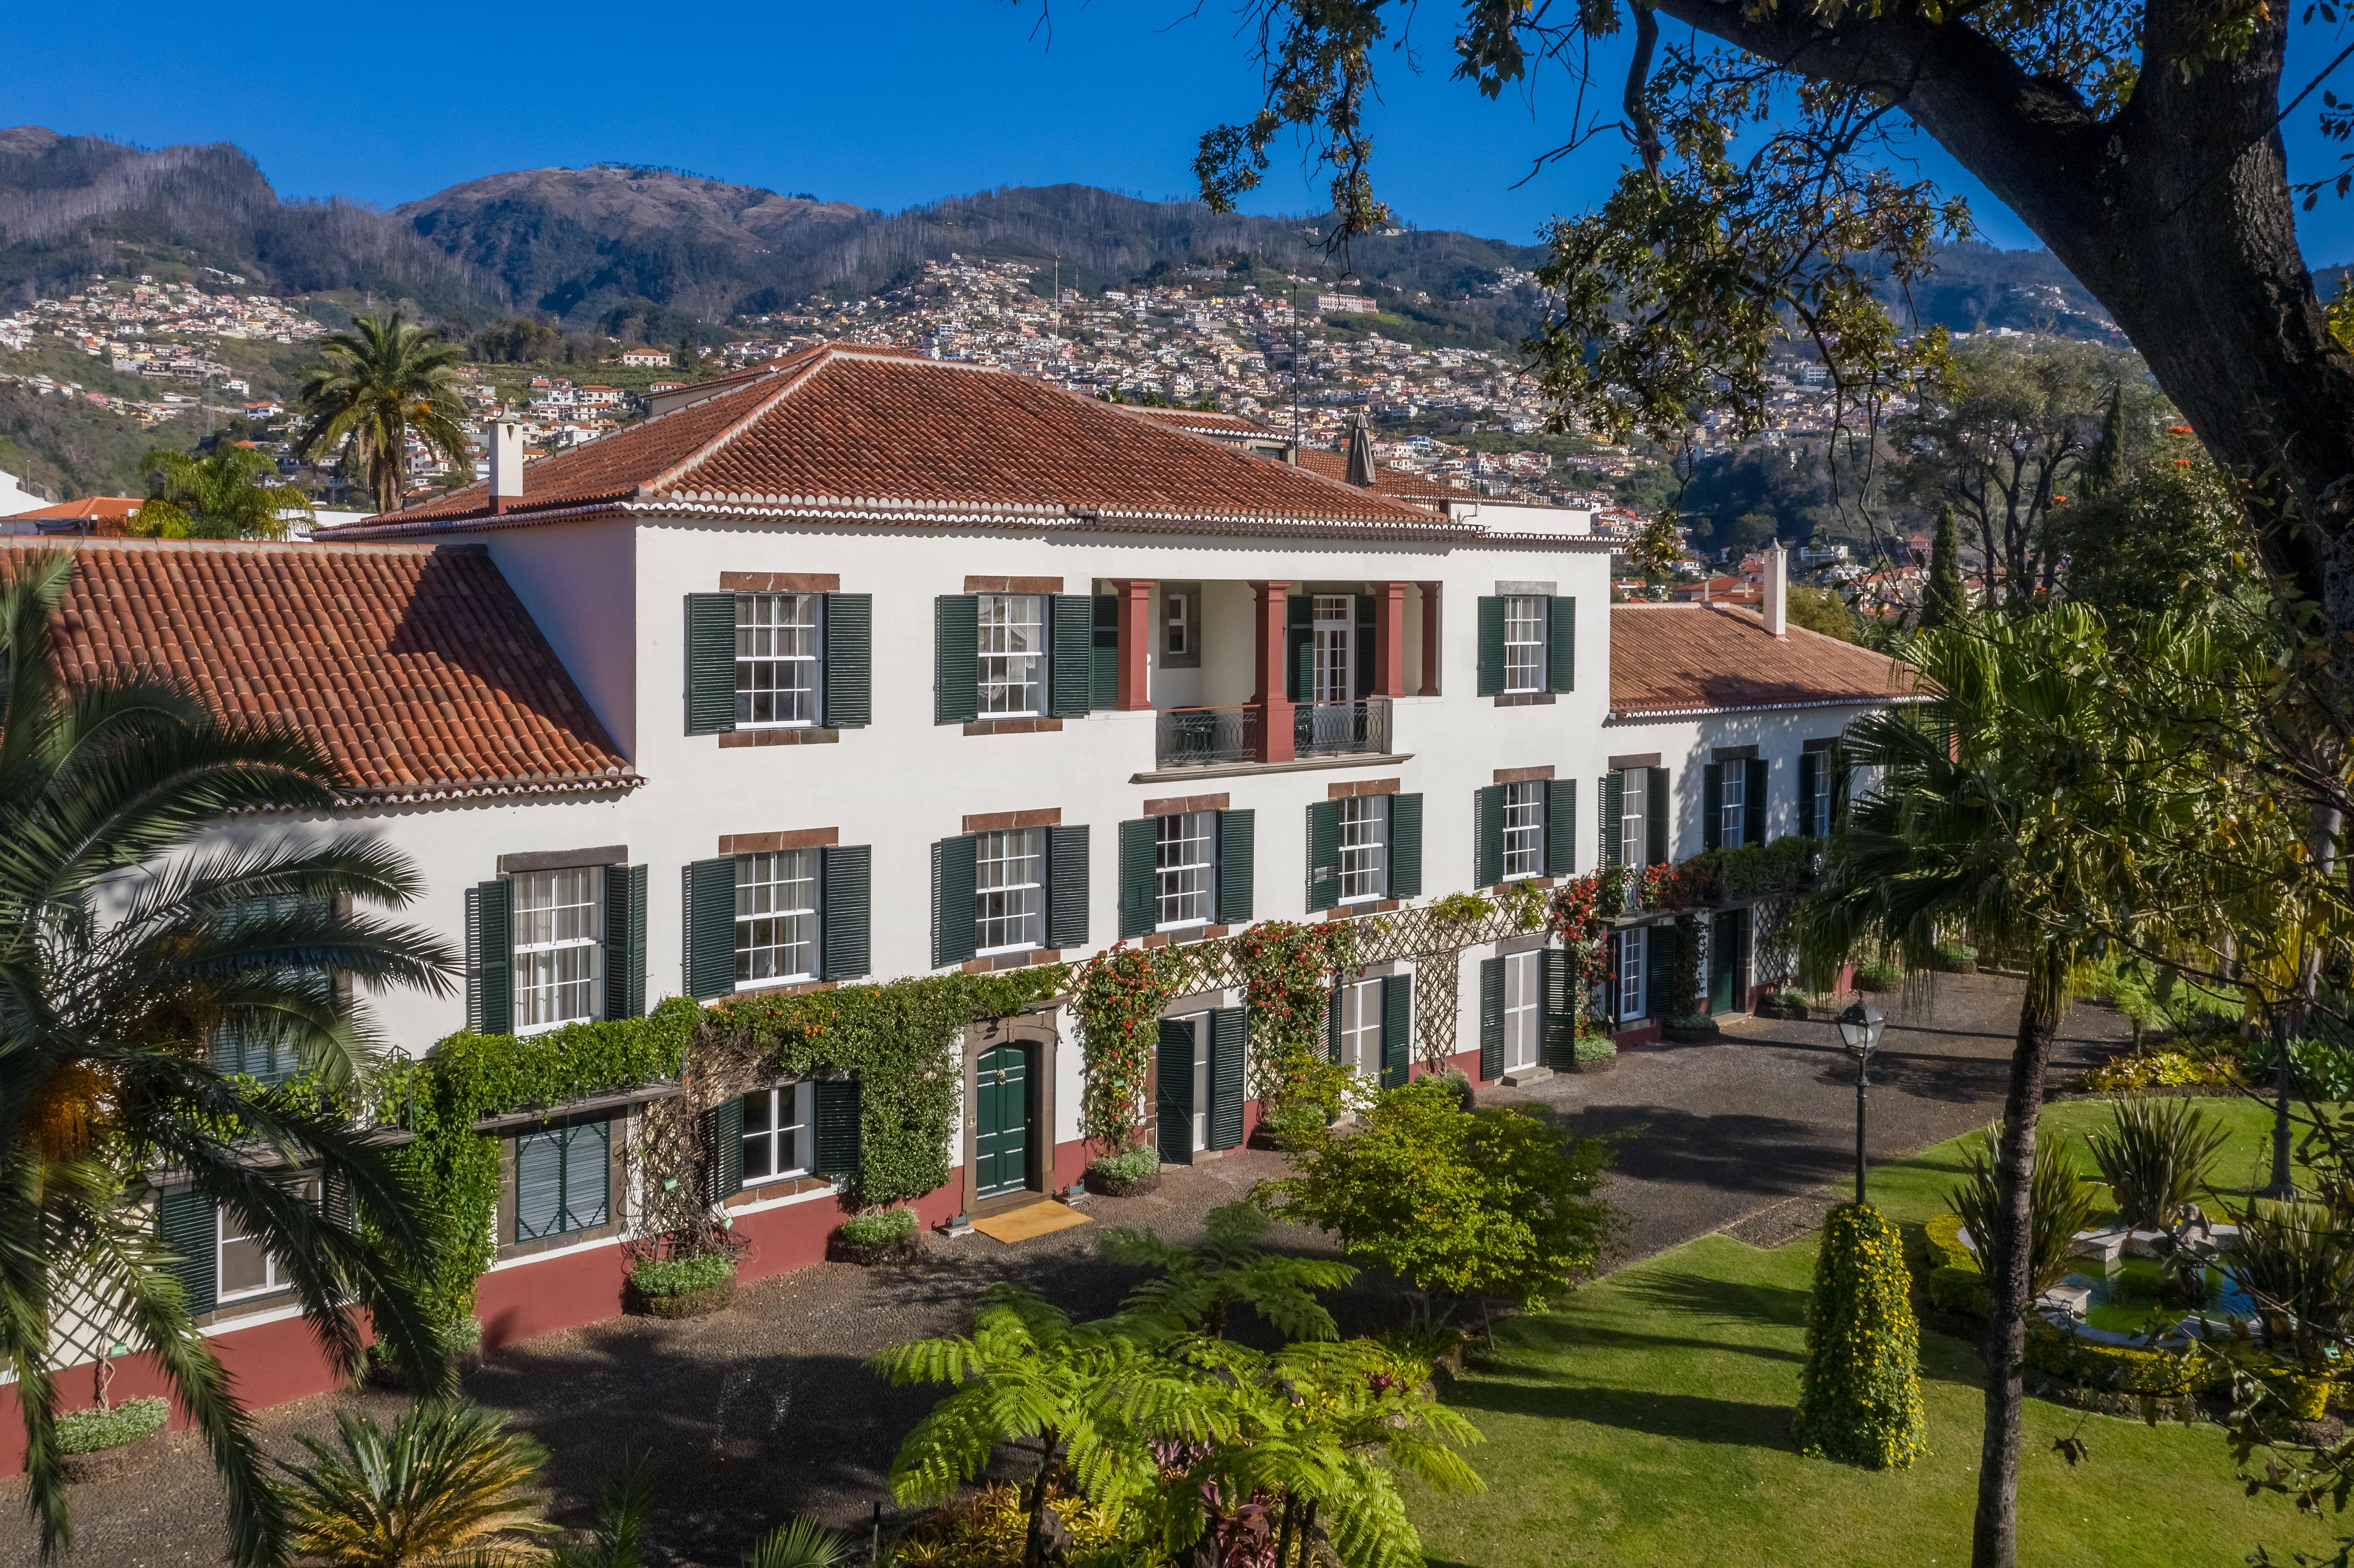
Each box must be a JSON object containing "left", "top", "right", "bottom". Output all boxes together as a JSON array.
[
  {"left": 1503, "top": 949, "right": 1542, "bottom": 1070},
  {"left": 513, "top": 868, "right": 600, "bottom": 1036},
  {"left": 1719, "top": 766, "right": 1747, "bottom": 849},
  {"left": 1191, "top": 1021, "right": 1212, "bottom": 1151},
  {"left": 735, "top": 592, "right": 821, "bottom": 727},
  {"left": 978, "top": 593, "right": 1046, "bottom": 716},
  {"left": 1807, "top": 759, "right": 1831, "bottom": 837},
  {"left": 1155, "top": 811, "right": 1217, "bottom": 930},
  {"left": 1502, "top": 781, "right": 1544, "bottom": 879},
  {"left": 216, "top": 1176, "right": 319, "bottom": 1302},
  {"left": 1619, "top": 767, "right": 1648, "bottom": 868},
  {"left": 1312, "top": 594, "right": 1354, "bottom": 704},
  {"left": 976, "top": 828, "right": 1047, "bottom": 954},
  {"left": 1503, "top": 595, "right": 1544, "bottom": 694},
  {"left": 1165, "top": 589, "right": 1191, "bottom": 656},
  {"left": 1338, "top": 794, "right": 1389, "bottom": 904},
  {"left": 1339, "top": 978, "right": 1383, "bottom": 1079},
  {"left": 1619, "top": 928, "right": 1647, "bottom": 1021},
  {"left": 741, "top": 1082, "right": 814, "bottom": 1181},
  {"left": 736, "top": 849, "right": 818, "bottom": 987}
]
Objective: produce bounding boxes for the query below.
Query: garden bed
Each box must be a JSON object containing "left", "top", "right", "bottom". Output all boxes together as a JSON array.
[
  {"left": 625, "top": 1254, "right": 738, "bottom": 1319},
  {"left": 831, "top": 1208, "right": 922, "bottom": 1266},
  {"left": 56, "top": 1398, "right": 170, "bottom": 1485}
]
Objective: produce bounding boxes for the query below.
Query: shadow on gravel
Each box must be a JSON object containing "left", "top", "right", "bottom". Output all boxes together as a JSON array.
[{"left": 1571, "top": 1105, "right": 1844, "bottom": 1198}]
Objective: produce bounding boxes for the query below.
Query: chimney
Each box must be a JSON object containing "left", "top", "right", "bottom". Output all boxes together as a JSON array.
[
  {"left": 490, "top": 420, "right": 524, "bottom": 513},
  {"left": 1344, "top": 414, "right": 1377, "bottom": 488},
  {"left": 1763, "top": 543, "right": 1789, "bottom": 638},
  {"left": 1699, "top": 576, "right": 1710, "bottom": 604}
]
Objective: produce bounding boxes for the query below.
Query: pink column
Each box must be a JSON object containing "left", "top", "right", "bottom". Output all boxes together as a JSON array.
[{"left": 1252, "top": 580, "right": 1295, "bottom": 762}]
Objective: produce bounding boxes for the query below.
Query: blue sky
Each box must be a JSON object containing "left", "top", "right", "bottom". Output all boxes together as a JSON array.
[{"left": 8, "top": 0, "right": 2354, "bottom": 264}]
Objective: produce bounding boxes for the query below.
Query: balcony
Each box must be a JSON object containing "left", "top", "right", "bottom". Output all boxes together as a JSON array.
[
  {"left": 1152, "top": 698, "right": 1394, "bottom": 773},
  {"left": 1157, "top": 704, "right": 1260, "bottom": 769},
  {"left": 1295, "top": 698, "right": 1389, "bottom": 758}
]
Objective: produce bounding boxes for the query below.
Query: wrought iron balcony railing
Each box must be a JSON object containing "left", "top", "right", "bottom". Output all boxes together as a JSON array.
[
  {"left": 1157, "top": 704, "right": 1260, "bottom": 768},
  {"left": 1295, "top": 698, "right": 1389, "bottom": 758}
]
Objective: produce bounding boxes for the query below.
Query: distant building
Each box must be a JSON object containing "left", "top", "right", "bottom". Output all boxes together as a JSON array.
[
  {"left": 618, "top": 347, "right": 673, "bottom": 367},
  {"left": 1314, "top": 293, "right": 1377, "bottom": 315}
]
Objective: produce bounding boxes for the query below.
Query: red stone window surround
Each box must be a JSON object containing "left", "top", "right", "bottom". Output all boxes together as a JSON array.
[
  {"left": 963, "top": 807, "right": 1062, "bottom": 833},
  {"left": 720, "top": 572, "right": 841, "bottom": 592},
  {"left": 965, "top": 575, "right": 1064, "bottom": 594},
  {"left": 1142, "top": 792, "right": 1231, "bottom": 816},
  {"left": 1329, "top": 777, "right": 1402, "bottom": 800},
  {"left": 718, "top": 826, "right": 838, "bottom": 855},
  {"left": 1493, "top": 765, "right": 1555, "bottom": 784}
]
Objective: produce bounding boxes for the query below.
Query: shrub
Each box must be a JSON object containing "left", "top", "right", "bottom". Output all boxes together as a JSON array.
[
  {"left": 840, "top": 1207, "right": 917, "bottom": 1246},
  {"left": 890, "top": 1478, "right": 1132, "bottom": 1567},
  {"left": 277, "top": 1401, "right": 554, "bottom": 1565},
  {"left": 2233, "top": 1198, "right": 2354, "bottom": 1363},
  {"left": 1772, "top": 989, "right": 1811, "bottom": 1010},
  {"left": 1086, "top": 1145, "right": 1159, "bottom": 1185},
  {"left": 629, "top": 1252, "right": 735, "bottom": 1299},
  {"left": 1572, "top": 1036, "right": 1618, "bottom": 1066},
  {"left": 1665, "top": 1012, "right": 1715, "bottom": 1031},
  {"left": 1794, "top": 1204, "right": 1928, "bottom": 1470},
  {"left": 2023, "top": 1322, "right": 2225, "bottom": 1397},
  {"left": 2239, "top": 1033, "right": 2354, "bottom": 1102},
  {"left": 55, "top": 1397, "right": 168, "bottom": 1456},
  {"left": 1948, "top": 1121, "right": 2099, "bottom": 1302},
  {"left": 2084, "top": 1096, "right": 2229, "bottom": 1232},
  {"left": 1933, "top": 942, "right": 1979, "bottom": 970},
  {"left": 1436, "top": 1065, "right": 1476, "bottom": 1108},
  {"left": 2082, "top": 1050, "right": 2232, "bottom": 1092},
  {"left": 1852, "top": 961, "right": 1904, "bottom": 992},
  {"left": 1918, "top": 1212, "right": 1991, "bottom": 1318}
]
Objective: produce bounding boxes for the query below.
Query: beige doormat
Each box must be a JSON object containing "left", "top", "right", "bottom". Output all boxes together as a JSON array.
[{"left": 970, "top": 1202, "right": 1094, "bottom": 1245}]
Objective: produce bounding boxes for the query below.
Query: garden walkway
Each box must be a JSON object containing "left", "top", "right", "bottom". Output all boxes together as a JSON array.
[{"left": 2, "top": 974, "right": 2133, "bottom": 1568}]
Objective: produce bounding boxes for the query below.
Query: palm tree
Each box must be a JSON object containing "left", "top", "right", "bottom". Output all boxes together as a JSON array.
[
  {"left": 1096, "top": 1200, "right": 1356, "bottom": 1341},
  {"left": 132, "top": 445, "right": 315, "bottom": 540},
  {"left": 294, "top": 314, "right": 472, "bottom": 515},
  {"left": 0, "top": 550, "right": 458, "bottom": 1565},
  {"left": 274, "top": 1400, "right": 554, "bottom": 1567}
]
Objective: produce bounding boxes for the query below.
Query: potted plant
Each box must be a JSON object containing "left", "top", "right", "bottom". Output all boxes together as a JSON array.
[
  {"left": 625, "top": 1252, "right": 737, "bottom": 1319},
  {"left": 56, "top": 1395, "right": 171, "bottom": 1484},
  {"left": 1572, "top": 1035, "right": 1618, "bottom": 1073},
  {"left": 1852, "top": 960, "right": 1905, "bottom": 993},
  {"left": 829, "top": 1206, "right": 921, "bottom": 1266},
  {"left": 1757, "top": 988, "right": 1812, "bottom": 1020},
  {"left": 1660, "top": 1012, "right": 1721, "bottom": 1043},
  {"left": 1933, "top": 941, "right": 1980, "bottom": 975},
  {"left": 1083, "top": 1144, "right": 1162, "bottom": 1198}
]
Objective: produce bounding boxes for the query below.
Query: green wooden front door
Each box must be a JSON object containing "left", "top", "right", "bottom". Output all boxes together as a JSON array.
[
  {"left": 974, "top": 1043, "right": 1032, "bottom": 1200},
  {"left": 1710, "top": 908, "right": 1747, "bottom": 1013}
]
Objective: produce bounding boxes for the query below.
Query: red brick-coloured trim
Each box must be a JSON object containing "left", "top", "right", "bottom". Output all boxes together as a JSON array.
[
  {"left": 965, "top": 576, "right": 1064, "bottom": 594},
  {"left": 962, "top": 808, "right": 1063, "bottom": 833},
  {"left": 718, "top": 827, "right": 839, "bottom": 855},
  {"left": 1607, "top": 752, "right": 1662, "bottom": 771},
  {"left": 1320, "top": 900, "right": 1401, "bottom": 921},
  {"left": 720, "top": 572, "right": 841, "bottom": 592},
  {"left": 1493, "top": 765, "right": 1556, "bottom": 784},
  {"left": 718, "top": 728, "right": 841, "bottom": 748},
  {"left": 1328, "top": 777, "right": 1401, "bottom": 800},
  {"left": 727, "top": 977, "right": 838, "bottom": 1000},
  {"left": 961, "top": 948, "right": 1063, "bottom": 974},
  {"left": 1142, "top": 792, "right": 1231, "bottom": 816},
  {"left": 962, "top": 718, "right": 1064, "bottom": 736}
]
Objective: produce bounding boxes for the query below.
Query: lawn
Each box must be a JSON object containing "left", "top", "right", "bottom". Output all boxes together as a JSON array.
[{"left": 1407, "top": 1095, "right": 2346, "bottom": 1568}]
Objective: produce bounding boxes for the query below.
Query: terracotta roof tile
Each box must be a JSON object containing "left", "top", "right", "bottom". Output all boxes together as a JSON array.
[
  {"left": 1294, "top": 448, "right": 1464, "bottom": 506},
  {"left": 1609, "top": 603, "right": 1914, "bottom": 716},
  {"left": 4, "top": 538, "right": 637, "bottom": 803}
]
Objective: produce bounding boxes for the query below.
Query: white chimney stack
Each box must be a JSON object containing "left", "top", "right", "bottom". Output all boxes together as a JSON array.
[
  {"left": 490, "top": 421, "right": 524, "bottom": 512},
  {"left": 1763, "top": 543, "right": 1789, "bottom": 638}
]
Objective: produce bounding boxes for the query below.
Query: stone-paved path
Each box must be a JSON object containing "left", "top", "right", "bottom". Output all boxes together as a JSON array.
[{"left": 1, "top": 975, "right": 2132, "bottom": 1567}]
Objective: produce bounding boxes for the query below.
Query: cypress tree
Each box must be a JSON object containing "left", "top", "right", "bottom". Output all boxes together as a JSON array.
[
  {"left": 2086, "top": 381, "right": 2127, "bottom": 497},
  {"left": 1922, "top": 504, "right": 1967, "bottom": 628}
]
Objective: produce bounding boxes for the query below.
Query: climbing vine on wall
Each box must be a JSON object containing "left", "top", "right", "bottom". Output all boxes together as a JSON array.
[
  {"left": 1067, "top": 943, "right": 1212, "bottom": 1155},
  {"left": 1231, "top": 918, "right": 1359, "bottom": 1145}
]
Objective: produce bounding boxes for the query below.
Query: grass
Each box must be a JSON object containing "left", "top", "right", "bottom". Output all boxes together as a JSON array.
[{"left": 1407, "top": 1095, "right": 2345, "bottom": 1568}]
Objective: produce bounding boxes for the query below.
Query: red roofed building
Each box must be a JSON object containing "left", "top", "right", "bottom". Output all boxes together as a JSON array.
[{"left": 2, "top": 495, "right": 145, "bottom": 537}]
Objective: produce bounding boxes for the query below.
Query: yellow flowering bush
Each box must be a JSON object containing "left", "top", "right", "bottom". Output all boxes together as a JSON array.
[{"left": 1794, "top": 1203, "right": 1929, "bottom": 1470}]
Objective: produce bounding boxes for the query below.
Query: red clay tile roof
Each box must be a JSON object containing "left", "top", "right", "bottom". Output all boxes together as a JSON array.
[
  {"left": 1114, "top": 406, "right": 1272, "bottom": 436},
  {"left": 7, "top": 538, "right": 637, "bottom": 803},
  {"left": 1294, "top": 448, "right": 1465, "bottom": 506},
  {"left": 325, "top": 345, "right": 1465, "bottom": 541},
  {"left": 6, "top": 497, "right": 144, "bottom": 538},
  {"left": 1609, "top": 602, "right": 1914, "bottom": 716}
]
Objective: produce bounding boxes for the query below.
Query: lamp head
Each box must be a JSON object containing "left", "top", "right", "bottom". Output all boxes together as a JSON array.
[{"left": 1837, "top": 1000, "right": 1886, "bottom": 1057}]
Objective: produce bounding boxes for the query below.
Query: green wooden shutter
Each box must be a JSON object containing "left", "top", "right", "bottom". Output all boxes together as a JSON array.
[
  {"left": 1380, "top": 973, "right": 1412, "bottom": 1089},
  {"left": 684, "top": 857, "right": 738, "bottom": 1000},
  {"left": 1545, "top": 779, "right": 1578, "bottom": 877},
  {"left": 1547, "top": 596, "right": 1576, "bottom": 692},
  {"left": 159, "top": 1187, "right": 216, "bottom": 1315},
  {"left": 1541, "top": 948, "right": 1574, "bottom": 1068},
  {"left": 603, "top": 864, "right": 647, "bottom": 1021},
  {"left": 563, "top": 1121, "right": 611, "bottom": 1231},
  {"left": 472, "top": 878, "right": 512, "bottom": 1036},
  {"left": 1478, "top": 956, "right": 1505, "bottom": 1080},
  {"left": 1832, "top": 753, "right": 1853, "bottom": 831},
  {"left": 686, "top": 592, "right": 738, "bottom": 735},
  {"left": 1647, "top": 769, "right": 1670, "bottom": 865},
  {"left": 1208, "top": 1008, "right": 1247, "bottom": 1151},
  {"left": 1703, "top": 762, "right": 1724, "bottom": 852},
  {"left": 1286, "top": 594, "right": 1312, "bottom": 701},
  {"left": 514, "top": 1129, "right": 564, "bottom": 1241},
  {"left": 1305, "top": 801, "right": 1341, "bottom": 910},
  {"left": 1049, "top": 594, "right": 1094, "bottom": 717},
  {"left": 820, "top": 845, "right": 871, "bottom": 981},
  {"left": 1327, "top": 985, "right": 1344, "bottom": 1063},
  {"left": 1047, "top": 824, "right": 1090, "bottom": 950},
  {"left": 822, "top": 593, "right": 872, "bottom": 728},
  {"left": 1600, "top": 771, "right": 1624, "bottom": 869},
  {"left": 1798, "top": 752, "right": 1819, "bottom": 837},
  {"left": 1215, "top": 809, "right": 1254, "bottom": 925},
  {"left": 1388, "top": 793, "right": 1423, "bottom": 899},
  {"left": 1119, "top": 818, "right": 1158, "bottom": 939},
  {"left": 1476, "top": 596, "right": 1505, "bottom": 695},
  {"left": 931, "top": 835, "right": 978, "bottom": 968},
  {"left": 1156, "top": 1020, "right": 1196, "bottom": 1164},
  {"left": 1475, "top": 784, "right": 1504, "bottom": 887},
  {"left": 813, "top": 1080, "right": 861, "bottom": 1179},
  {"left": 1091, "top": 595, "right": 1120, "bottom": 710},
  {"left": 1746, "top": 758, "right": 1769, "bottom": 846},
  {"left": 1353, "top": 593, "right": 1376, "bottom": 699},
  {"left": 704, "top": 1096, "right": 746, "bottom": 1203},
  {"left": 934, "top": 594, "right": 979, "bottom": 725},
  {"left": 1648, "top": 923, "right": 1681, "bottom": 1020}
]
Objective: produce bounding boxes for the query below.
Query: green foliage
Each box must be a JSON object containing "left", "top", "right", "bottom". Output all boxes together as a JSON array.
[
  {"left": 2084, "top": 1097, "right": 2229, "bottom": 1232},
  {"left": 1918, "top": 1211, "right": 1991, "bottom": 1319},
  {"left": 1785, "top": 585, "right": 1864, "bottom": 644},
  {"left": 131, "top": 445, "right": 313, "bottom": 539},
  {"left": 2081, "top": 1051, "right": 2231, "bottom": 1092},
  {"left": 1852, "top": 961, "right": 1905, "bottom": 992},
  {"left": 1686, "top": 836, "right": 1818, "bottom": 902},
  {"left": 2239, "top": 1033, "right": 2354, "bottom": 1102},
  {"left": 2234, "top": 1199, "right": 2354, "bottom": 1366},
  {"left": 1428, "top": 890, "right": 1496, "bottom": 924},
  {"left": 1948, "top": 1122, "right": 2099, "bottom": 1302},
  {"left": 54, "top": 1397, "right": 167, "bottom": 1456},
  {"left": 2057, "top": 437, "right": 2254, "bottom": 617},
  {"left": 890, "top": 1480, "right": 1130, "bottom": 1568},
  {"left": 274, "top": 1400, "right": 555, "bottom": 1567},
  {"left": 2022, "top": 1322, "right": 2225, "bottom": 1398},
  {"left": 295, "top": 313, "right": 473, "bottom": 513},
  {"left": 1230, "top": 920, "right": 1359, "bottom": 1145},
  {"left": 546, "top": 1458, "right": 654, "bottom": 1568},
  {"left": 1260, "top": 1078, "right": 1619, "bottom": 1326},
  {"left": 839, "top": 1207, "right": 917, "bottom": 1246},
  {"left": 1096, "top": 1200, "right": 1356, "bottom": 1341},
  {"left": 1572, "top": 1035, "right": 1618, "bottom": 1066},
  {"left": 1794, "top": 1204, "right": 1928, "bottom": 1470},
  {"left": 1921, "top": 504, "right": 1968, "bottom": 628},
  {"left": 744, "top": 1516, "right": 854, "bottom": 1568},
  {"left": 1069, "top": 943, "right": 1206, "bottom": 1153},
  {"left": 1086, "top": 1145, "right": 1160, "bottom": 1185},
  {"left": 626, "top": 1253, "right": 735, "bottom": 1299},
  {"left": 1932, "top": 941, "right": 1979, "bottom": 969}
]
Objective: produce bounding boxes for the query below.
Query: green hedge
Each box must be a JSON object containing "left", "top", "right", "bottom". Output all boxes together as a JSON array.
[
  {"left": 1794, "top": 1204, "right": 1929, "bottom": 1470},
  {"left": 2024, "top": 1324, "right": 2225, "bottom": 1397},
  {"left": 56, "top": 1397, "right": 168, "bottom": 1456},
  {"left": 1919, "top": 1211, "right": 1990, "bottom": 1318}
]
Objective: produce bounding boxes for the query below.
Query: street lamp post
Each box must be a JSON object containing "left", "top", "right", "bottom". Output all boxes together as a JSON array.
[{"left": 1836, "top": 1000, "right": 1888, "bottom": 1206}]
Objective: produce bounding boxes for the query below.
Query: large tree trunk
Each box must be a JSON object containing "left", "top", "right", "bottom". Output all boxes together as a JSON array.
[{"left": 1971, "top": 947, "right": 2067, "bottom": 1568}]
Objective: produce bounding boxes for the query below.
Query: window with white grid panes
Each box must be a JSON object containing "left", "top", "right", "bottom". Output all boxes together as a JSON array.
[
  {"left": 217, "top": 1176, "right": 318, "bottom": 1300},
  {"left": 1165, "top": 589, "right": 1190, "bottom": 656},
  {"left": 975, "top": 828, "right": 1047, "bottom": 953},
  {"left": 741, "top": 1082, "right": 813, "bottom": 1181},
  {"left": 1501, "top": 781, "right": 1543, "bottom": 879},
  {"left": 1503, "top": 949, "right": 1541, "bottom": 1069},
  {"left": 1155, "top": 812, "right": 1216, "bottom": 930},
  {"left": 735, "top": 849, "right": 818, "bottom": 987},
  {"left": 1339, "top": 978, "right": 1383, "bottom": 1080},
  {"left": 512, "top": 868, "right": 600, "bottom": 1035},
  {"left": 1338, "top": 794, "right": 1389, "bottom": 903},
  {"left": 1312, "top": 594, "right": 1353, "bottom": 704},
  {"left": 1719, "top": 766, "right": 1747, "bottom": 848},
  {"left": 1503, "top": 595, "right": 1544, "bottom": 693},
  {"left": 1619, "top": 767, "right": 1647, "bottom": 868},
  {"left": 978, "top": 593, "right": 1046, "bottom": 716},
  {"left": 1619, "top": 928, "right": 1647, "bottom": 1020},
  {"left": 1808, "top": 761, "right": 1831, "bottom": 837},
  {"left": 735, "top": 592, "right": 820, "bottom": 727}
]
